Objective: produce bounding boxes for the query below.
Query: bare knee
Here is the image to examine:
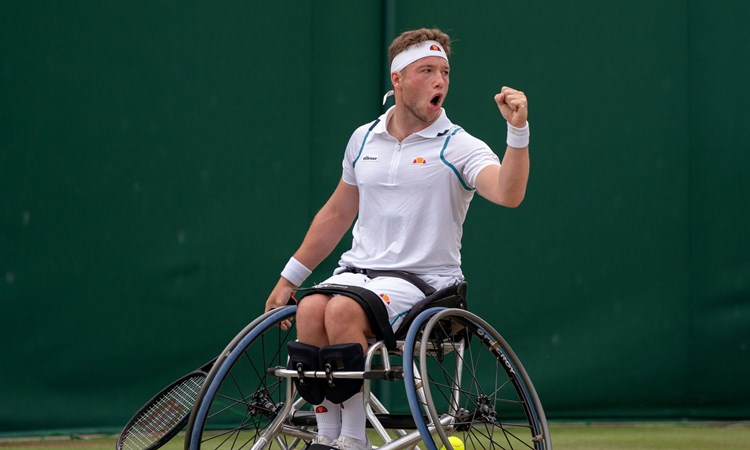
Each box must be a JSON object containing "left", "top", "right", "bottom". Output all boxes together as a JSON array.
[
  {"left": 324, "top": 296, "right": 373, "bottom": 348},
  {"left": 296, "top": 294, "right": 329, "bottom": 347}
]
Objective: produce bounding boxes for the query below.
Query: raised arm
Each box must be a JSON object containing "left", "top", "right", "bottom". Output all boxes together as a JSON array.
[{"left": 475, "top": 86, "right": 530, "bottom": 207}]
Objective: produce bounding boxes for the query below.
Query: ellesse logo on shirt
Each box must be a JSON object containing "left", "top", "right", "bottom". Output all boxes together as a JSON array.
[{"left": 361, "top": 155, "right": 378, "bottom": 162}]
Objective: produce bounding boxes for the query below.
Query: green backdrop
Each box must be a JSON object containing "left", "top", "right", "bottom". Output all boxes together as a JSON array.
[{"left": 1, "top": 0, "right": 748, "bottom": 435}]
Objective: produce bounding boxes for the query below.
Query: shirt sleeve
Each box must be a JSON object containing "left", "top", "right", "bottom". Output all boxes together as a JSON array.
[
  {"left": 462, "top": 145, "right": 501, "bottom": 188},
  {"left": 341, "top": 130, "right": 360, "bottom": 186},
  {"left": 445, "top": 133, "right": 500, "bottom": 189}
]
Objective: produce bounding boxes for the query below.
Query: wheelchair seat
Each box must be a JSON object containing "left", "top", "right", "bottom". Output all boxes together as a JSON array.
[{"left": 393, "top": 281, "right": 468, "bottom": 340}]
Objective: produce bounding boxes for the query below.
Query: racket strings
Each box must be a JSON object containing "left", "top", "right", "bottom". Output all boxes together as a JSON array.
[{"left": 120, "top": 375, "right": 205, "bottom": 450}]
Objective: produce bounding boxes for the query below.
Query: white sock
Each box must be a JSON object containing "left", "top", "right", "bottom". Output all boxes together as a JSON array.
[
  {"left": 340, "top": 392, "right": 367, "bottom": 444},
  {"left": 314, "top": 399, "right": 341, "bottom": 441}
]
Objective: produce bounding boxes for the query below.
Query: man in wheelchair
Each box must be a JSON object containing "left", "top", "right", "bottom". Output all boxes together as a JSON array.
[{"left": 265, "top": 27, "right": 530, "bottom": 450}]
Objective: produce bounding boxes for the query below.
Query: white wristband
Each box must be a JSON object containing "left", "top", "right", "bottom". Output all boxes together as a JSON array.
[
  {"left": 280, "top": 257, "right": 312, "bottom": 287},
  {"left": 507, "top": 121, "right": 530, "bottom": 148}
]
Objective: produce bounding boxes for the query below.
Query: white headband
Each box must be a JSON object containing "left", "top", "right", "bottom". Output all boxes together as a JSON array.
[
  {"left": 390, "top": 40, "right": 448, "bottom": 73},
  {"left": 383, "top": 40, "right": 449, "bottom": 105}
]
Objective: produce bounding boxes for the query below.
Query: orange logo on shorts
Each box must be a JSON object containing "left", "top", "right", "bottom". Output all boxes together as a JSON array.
[
  {"left": 380, "top": 293, "right": 391, "bottom": 304},
  {"left": 413, "top": 157, "right": 427, "bottom": 164}
]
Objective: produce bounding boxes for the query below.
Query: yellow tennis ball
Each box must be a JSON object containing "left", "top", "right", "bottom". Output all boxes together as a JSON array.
[{"left": 439, "top": 436, "right": 464, "bottom": 450}]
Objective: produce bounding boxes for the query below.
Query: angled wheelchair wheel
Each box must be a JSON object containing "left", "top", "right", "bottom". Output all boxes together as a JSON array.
[
  {"left": 403, "top": 308, "right": 551, "bottom": 450},
  {"left": 184, "top": 306, "right": 300, "bottom": 450}
]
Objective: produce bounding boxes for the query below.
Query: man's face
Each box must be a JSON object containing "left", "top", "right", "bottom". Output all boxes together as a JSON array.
[{"left": 397, "top": 56, "right": 450, "bottom": 125}]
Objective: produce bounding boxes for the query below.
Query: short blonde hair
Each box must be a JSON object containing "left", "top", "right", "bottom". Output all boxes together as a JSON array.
[{"left": 388, "top": 28, "right": 452, "bottom": 66}]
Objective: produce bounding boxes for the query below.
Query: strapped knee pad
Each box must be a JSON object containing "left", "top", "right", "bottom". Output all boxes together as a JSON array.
[
  {"left": 319, "top": 343, "right": 365, "bottom": 403},
  {"left": 287, "top": 341, "right": 325, "bottom": 405}
]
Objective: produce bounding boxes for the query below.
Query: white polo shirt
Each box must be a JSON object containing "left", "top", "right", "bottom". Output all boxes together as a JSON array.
[{"left": 338, "top": 106, "right": 501, "bottom": 278}]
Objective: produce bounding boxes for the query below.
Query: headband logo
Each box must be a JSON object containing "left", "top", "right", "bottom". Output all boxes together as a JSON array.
[{"left": 429, "top": 44, "right": 441, "bottom": 51}]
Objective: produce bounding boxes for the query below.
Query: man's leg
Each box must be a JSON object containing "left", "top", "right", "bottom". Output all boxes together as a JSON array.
[
  {"left": 323, "top": 296, "right": 373, "bottom": 448},
  {"left": 294, "top": 294, "right": 341, "bottom": 443},
  {"left": 297, "top": 272, "right": 373, "bottom": 447},
  {"left": 325, "top": 277, "right": 427, "bottom": 449}
]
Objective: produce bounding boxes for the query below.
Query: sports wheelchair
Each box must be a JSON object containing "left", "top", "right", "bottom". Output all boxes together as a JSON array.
[{"left": 182, "top": 282, "right": 551, "bottom": 450}]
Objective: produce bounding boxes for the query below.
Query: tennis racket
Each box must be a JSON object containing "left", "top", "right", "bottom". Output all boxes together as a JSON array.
[
  {"left": 116, "top": 357, "right": 216, "bottom": 450},
  {"left": 117, "top": 297, "right": 297, "bottom": 450}
]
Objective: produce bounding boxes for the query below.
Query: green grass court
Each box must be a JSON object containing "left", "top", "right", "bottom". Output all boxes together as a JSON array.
[{"left": 2, "top": 423, "right": 749, "bottom": 450}]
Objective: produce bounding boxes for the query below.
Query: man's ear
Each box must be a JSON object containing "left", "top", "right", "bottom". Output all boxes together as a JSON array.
[{"left": 391, "top": 71, "right": 401, "bottom": 89}]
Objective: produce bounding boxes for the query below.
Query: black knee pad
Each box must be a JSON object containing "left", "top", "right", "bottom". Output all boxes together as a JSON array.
[
  {"left": 319, "top": 343, "right": 364, "bottom": 403},
  {"left": 287, "top": 341, "right": 325, "bottom": 405}
]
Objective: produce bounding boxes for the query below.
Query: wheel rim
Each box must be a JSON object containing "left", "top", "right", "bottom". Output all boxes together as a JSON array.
[{"left": 415, "top": 309, "right": 550, "bottom": 450}]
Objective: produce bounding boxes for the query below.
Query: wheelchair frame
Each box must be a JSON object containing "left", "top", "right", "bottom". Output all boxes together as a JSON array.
[{"left": 183, "top": 293, "right": 551, "bottom": 450}]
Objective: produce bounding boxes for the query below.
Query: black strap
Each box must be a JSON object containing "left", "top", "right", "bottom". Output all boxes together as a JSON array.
[
  {"left": 298, "top": 284, "right": 397, "bottom": 350},
  {"left": 341, "top": 266, "right": 436, "bottom": 296}
]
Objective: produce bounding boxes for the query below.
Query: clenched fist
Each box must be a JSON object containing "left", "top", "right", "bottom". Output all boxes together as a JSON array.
[{"left": 494, "top": 86, "right": 528, "bottom": 128}]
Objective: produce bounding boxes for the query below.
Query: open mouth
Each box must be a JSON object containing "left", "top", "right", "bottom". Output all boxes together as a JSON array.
[{"left": 430, "top": 94, "right": 441, "bottom": 107}]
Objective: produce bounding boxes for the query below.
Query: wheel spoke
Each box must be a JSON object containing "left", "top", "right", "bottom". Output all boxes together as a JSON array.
[
  {"left": 407, "top": 309, "right": 550, "bottom": 450},
  {"left": 188, "top": 307, "right": 299, "bottom": 450}
]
